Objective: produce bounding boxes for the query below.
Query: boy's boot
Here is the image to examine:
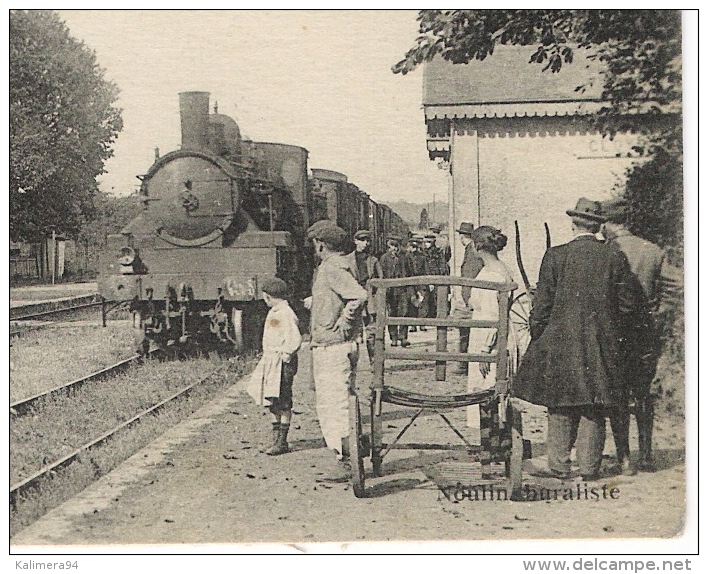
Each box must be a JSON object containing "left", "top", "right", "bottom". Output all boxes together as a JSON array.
[
  {"left": 266, "top": 422, "right": 280, "bottom": 449},
  {"left": 266, "top": 423, "right": 290, "bottom": 456}
]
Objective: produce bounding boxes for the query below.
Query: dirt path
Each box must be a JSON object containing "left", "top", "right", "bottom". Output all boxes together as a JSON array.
[{"left": 11, "top": 332, "right": 686, "bottom": 547}]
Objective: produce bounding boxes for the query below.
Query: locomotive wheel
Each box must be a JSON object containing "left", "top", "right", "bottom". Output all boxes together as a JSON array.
[
  {"left": 507, "top": 402, "right": 524, "bottom": 501},
  {"left": 348, "top": 394, "right": 366, "bottom": 498},
  {"left": 230, "top": 308, "right": 244, "bottom": 352}
]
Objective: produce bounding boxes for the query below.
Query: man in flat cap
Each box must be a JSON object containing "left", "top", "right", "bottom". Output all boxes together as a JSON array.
[
  {"left": 406, "top": 236, "right": 430, "bottom": 332},
  {"left": 379, "top": 236, "right": 412, "bottom": 347},
  {"left": 453, "top": 221, "right": 485, "bottom": 374},
  {"left": 429, "top": 225, "right": 452, "bottom": 271},
  {"left": 346, "top": 229, "right": 383, "bottom": 366},
  {"left": 422, "top": 233, "right": 450, "bottom": 322},
  {"left": 601, "top": 197, "right": 665, "bottom": 472},
  {"left": 514, "top": 198, "right": 645, "bottom": 481},
  {"left": 305, "top": 220, "right": 368, "bottom": 481}
]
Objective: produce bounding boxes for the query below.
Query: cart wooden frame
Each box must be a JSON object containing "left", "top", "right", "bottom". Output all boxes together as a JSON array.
[{"left": 348, "top": 275, "right": 530, "bottom": 499}]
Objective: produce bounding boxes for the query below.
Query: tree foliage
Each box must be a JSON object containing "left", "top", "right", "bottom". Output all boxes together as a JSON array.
[
  {"left": 77, "top": 192, "right": 143, "bottom": 248},
  {"left": 10, "top": 10, "right": 123, "bottom": 242},
  {"left": 623, "top": 150, "right": 683, "bottom": 261},
  {"left": 394, "top": 10, "right": 683, "bottom": 252}
]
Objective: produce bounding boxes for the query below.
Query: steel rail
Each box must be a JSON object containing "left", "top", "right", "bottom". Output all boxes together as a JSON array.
[
  {"left": 10, "top": 354, "right": 145, "bottom": 417},
  {"left": 10, "top": 365, "right": 224, "bottom": 508},
  {"left": 11, "top": 301, "right": 105, "bottom": 322}
]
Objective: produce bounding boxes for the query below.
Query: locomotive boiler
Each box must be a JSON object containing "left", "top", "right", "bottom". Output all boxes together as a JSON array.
[{"left": 98, "top": 91, "right": 408, "bottom": 355}]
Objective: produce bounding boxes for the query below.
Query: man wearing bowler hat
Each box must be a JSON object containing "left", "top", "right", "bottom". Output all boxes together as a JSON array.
[
  {"left": 453, "top": 221, "right": 485, "bottom": 374},
  {"left": 514, "top": 198, "right": 644, "bottom": 481}
]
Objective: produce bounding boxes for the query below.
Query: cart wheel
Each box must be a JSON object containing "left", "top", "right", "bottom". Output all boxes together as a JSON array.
[
  {"left": 508, "top": 403, "right": 524, "bottom": 501},
  {"left": 370, "top": 398, "right": 383, "bottom": 477},
  {"left": 509, "top": 292, "right": 532, "bottom": 374},
  {"left": 349, "top": 395, "right": 366, "bottom": 498}
]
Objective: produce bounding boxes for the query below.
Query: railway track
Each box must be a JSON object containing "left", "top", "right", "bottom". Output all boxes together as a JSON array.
[
  {"left": 10, "top": 360, "right": 239, "bottom": 511},
  {"left": 11, "top": 300, "right": 104, "bottom": 322},
  {"left": 10, "top": 299, "right": 130, "bottom": 339},
  {"left": 10, "top": 353, "right": 147, "bottom": 417}
]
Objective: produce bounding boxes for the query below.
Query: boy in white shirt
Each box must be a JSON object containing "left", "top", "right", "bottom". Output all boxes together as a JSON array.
[{"left": 245, "top": 277, "right": 302, "bottom": 455}]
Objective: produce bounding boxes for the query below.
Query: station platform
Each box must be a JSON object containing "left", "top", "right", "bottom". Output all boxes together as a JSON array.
[{"left": 10, "top": 331, "right": 686, "bottom": 548}]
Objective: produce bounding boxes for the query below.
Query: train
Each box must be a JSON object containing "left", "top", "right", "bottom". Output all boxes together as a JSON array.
[{"left": 98, "top": 91, "right": 408, "bottom": 354}]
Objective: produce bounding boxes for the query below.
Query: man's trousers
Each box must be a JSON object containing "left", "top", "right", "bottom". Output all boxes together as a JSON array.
[
  {"left": 386, "top": 289, "right": 409, "bottom": 343},
  {"left": 547, "top": 405, "right": 606, "bottom": 476},
  {"left": 312, "top": 341, "right": 359, "bottom": 453}
]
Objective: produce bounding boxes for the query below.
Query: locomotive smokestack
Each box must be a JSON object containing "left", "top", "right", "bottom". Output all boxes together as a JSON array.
[{"left": 179, "top": 91, "right": 210, "bottom": 150}]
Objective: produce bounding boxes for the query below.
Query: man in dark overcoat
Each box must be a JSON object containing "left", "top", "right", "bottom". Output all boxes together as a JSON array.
[
  {"left": 379, "top": 237, "right": 412, "bottom": 347},
  {"left": 422, "top": 233, "right": 449, "bottom": 321},
  {"left": 514, "top": 198, "right": 645, "bottom": 480},
  {"left": 601, "top": 197, "right": 665, "bottom": 472},
  {"left": 406, "top": 236, "right": 430, "bottom": 332},
  {"left": 346, "top": 229, "right": 383, "bottom": 366}
]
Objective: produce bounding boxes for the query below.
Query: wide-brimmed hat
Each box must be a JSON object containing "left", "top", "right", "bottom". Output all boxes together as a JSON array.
[
  {"left": 456, "top": 222, "right": 474, "bottom": 235},
  {"left": 353, "top": 229, "right": 372, "bottom": 240},
  {"left": 600, "top": 198, "right": 630, "bottom": 223},
  {"left": 429, "top": 225, "right": 442, "bottom": 233},
  {"left": 566, "top": 198, "right": 607, "bottom": 222},
  {"left": 387, "top": 235, "right": 401, "bottom": 245},
  {"left": 423, "top": 234, "right": 436, "bottom": 241}
]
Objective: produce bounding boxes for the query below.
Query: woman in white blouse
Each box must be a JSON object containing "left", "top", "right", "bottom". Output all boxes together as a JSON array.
[{"left": 464, "top": 226, "right": 515, "bottom": 428}]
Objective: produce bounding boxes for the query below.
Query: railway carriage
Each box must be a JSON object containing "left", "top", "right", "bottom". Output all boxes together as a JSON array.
[{"left": 98, "top": 92, "right": 408, "bottom": 355}]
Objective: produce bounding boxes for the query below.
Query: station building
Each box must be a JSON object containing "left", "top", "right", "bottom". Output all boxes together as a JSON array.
[{"left": 423, "top": 45, "right": 649, "bottom": 285}]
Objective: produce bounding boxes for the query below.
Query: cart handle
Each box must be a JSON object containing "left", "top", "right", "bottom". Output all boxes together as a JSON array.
[{"left": 370, "top": 276, "right": 517, "bottom": 292}]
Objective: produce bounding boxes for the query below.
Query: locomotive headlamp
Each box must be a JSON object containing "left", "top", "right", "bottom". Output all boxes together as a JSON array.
[{"left": 118, "top": 247, "right": 136, "bottom": 266}]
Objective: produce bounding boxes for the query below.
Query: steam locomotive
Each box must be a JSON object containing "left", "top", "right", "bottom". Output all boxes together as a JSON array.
[{"left": 98, "top": 91, "right": 408, "bottom": 354}]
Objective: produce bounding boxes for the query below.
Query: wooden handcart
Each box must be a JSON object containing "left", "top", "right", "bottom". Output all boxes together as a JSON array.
[{"left": 348, "top": 275, "right": 530, "bottom": 499}]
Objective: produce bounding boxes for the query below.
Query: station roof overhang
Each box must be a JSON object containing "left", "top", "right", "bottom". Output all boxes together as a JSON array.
[{"left": 423, "top": 45, "right": 606, "bottom": 160}]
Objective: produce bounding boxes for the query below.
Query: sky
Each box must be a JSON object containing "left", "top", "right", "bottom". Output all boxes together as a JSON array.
[{"left": 56, "top": 10, "right": 448, "bottom": 205}]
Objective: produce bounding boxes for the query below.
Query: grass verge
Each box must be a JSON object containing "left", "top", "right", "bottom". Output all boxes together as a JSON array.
[
  {"left": 10, "top": 355, "right": 255, "bottom": 538},
  {"left": 10, "top": 323, "right": 139, "bottom": 402}
]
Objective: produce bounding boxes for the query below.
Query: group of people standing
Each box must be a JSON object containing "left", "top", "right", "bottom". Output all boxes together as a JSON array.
[
  {"left": 340, "top": 226, "right": 451, "bottom": 355},
  {"left": 514, "top": 197, "right": 664, "bottom": 480},
  {"left": 246, "top": 194, "right": 664, "bottom": 484},
  {"left": 246, "top": 220, "right": 453, "bottom": 481},
  {"left": 451, "top": 197, "right": 663, "bottom": 480}
]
